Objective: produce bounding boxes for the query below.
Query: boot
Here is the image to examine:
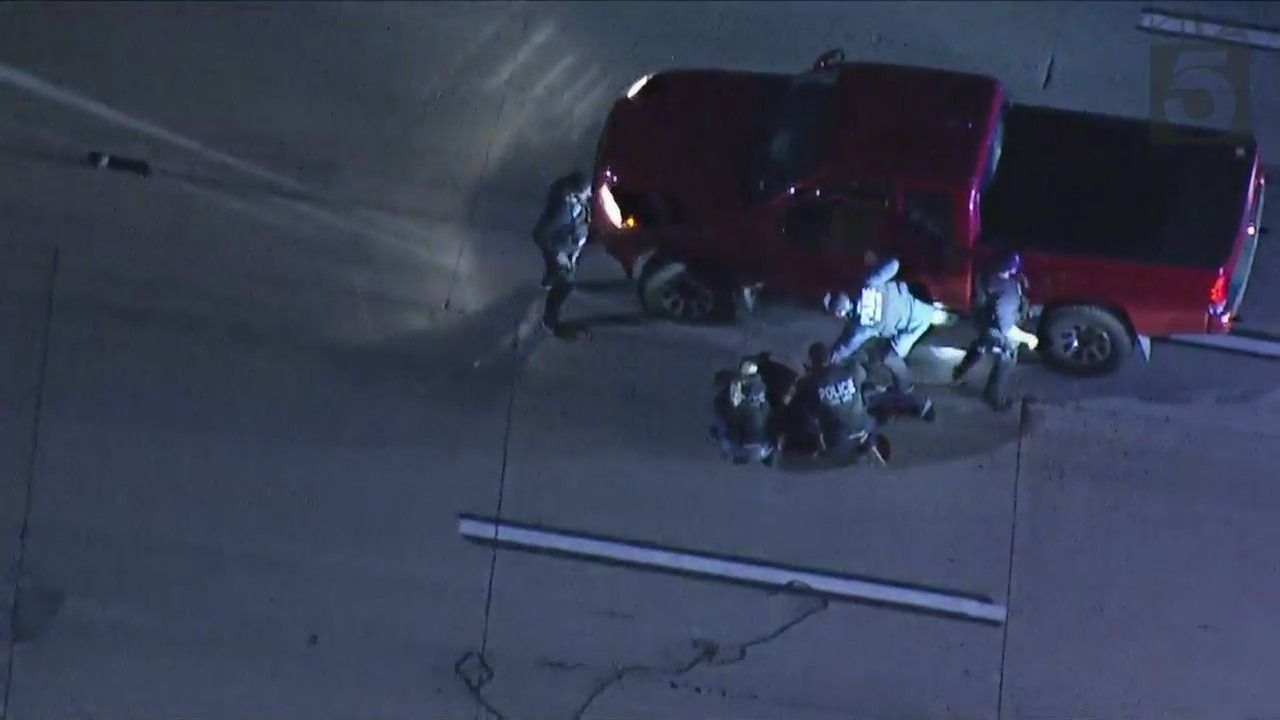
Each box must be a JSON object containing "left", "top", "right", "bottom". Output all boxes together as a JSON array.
[
  {"left": 951, "top": 344, "right": 981, "bottom": 384},
  {"left": 919, "top": 397, "right": 937, "bottom": 423},
  {"left": 984, "top": 353, "right": 1016, "bottom": 412},
  {"left": 865, "top": 435, "right": 890, "bottom": 467},
  {"left": 988, "top": 396, "right": 1015, "bottom": 413}
]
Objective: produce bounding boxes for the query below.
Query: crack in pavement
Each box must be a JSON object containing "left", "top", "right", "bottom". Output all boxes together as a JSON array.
[
  {"left": 1, "top": 248, "right": 59, "bottom": 720},
  {"left": 994, "top": 399, "right": 1029, "bottom": 720},
  {"left": 454, "top": 580, "right": 830, "bottom": 720},
  {"left": 465, "top": 311, "right": 526, "bottom": 720}
]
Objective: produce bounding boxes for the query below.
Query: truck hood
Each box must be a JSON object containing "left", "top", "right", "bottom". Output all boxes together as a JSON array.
[{"left": 595, "top": 70, "right": 790, "bottom": 221}]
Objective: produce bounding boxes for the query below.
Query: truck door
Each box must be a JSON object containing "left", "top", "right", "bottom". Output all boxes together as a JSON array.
[
  {"left": 893, "top": 188, "right": 973, "bottom": 308},
  {"left": 769, "top": 188, "right": 890, "bottom": 304},
  {"left": 766, "top": 191, "right": 835, "bottom": 302},
  {"left": 814, "top": 187, "right": 892, "bottom": 291}
]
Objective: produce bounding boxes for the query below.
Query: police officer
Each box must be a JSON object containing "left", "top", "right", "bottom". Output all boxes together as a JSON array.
[
  {"left": 794, "top": 342, "right": 887, "bottom": 465},
  {"left": 824, "top": 256, "right": 938, "bottom": 422},
  {"left": 711, "top": 358, "right": 775, "bottom": 465},
  {"left": 531, "top": 171, "right": 593, "bottom": 334},
  {"left": 950, "top": 250, "right": 1038, "bottom": 412}
]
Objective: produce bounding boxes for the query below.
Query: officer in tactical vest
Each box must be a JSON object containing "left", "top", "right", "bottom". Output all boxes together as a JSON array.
[
  {"left": 951, "top": 250, "right": 1038, "bottom": 412},
  {"left": 710, "top": 358, "right": 775, "bottom": 465},
  {"left": 531, "top": 171, "right": 593, "bottom": 335},
  {"left": 824, "top": 256, "right": 938, "bottom": 422},
  {"left": 794, "top": 342, "right": 887, "bottom": 465}
]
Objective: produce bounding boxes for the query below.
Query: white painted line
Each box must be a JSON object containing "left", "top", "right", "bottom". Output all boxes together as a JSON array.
[
  {"left": 458, "top": 516, "right": 1008, "bottom": 624},
  {"left": 1166, "top": 333, "right": 1280, "bottom": 358},
  {"left": 0, "top": 61, "right": 310, "bottom": 193},
  {"left": 1138, "top": 9, "right": 1280, "bottom": 51}
]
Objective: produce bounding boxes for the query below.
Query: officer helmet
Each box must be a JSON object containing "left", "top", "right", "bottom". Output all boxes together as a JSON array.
[
  {"left": 561, "top": 171, "right": 591, "bottom": 198},
  {"left": 739, "top": 358, "right": 759, "bottom": 376},
  {"left": 807, "top": 341, "right": 830, "bottom": 368},
  {"left": 991, "top": 250, "right": 1023, "bottom": 278},
  {"left": 824, "top": 292, "right": 854, "bottom": 318}
]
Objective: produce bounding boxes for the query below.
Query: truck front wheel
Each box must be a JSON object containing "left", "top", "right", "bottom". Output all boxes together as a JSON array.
[
  {"left": 1038, "top": 305, "right": 1133, "bottom": 377},
  {"left": 637, "top": 258, "right": 732, "bottom": 324}
]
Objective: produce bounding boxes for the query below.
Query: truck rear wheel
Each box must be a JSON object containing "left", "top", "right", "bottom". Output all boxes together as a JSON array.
[
  {"left": 1038, "top": 305, "right": 1133, "bottom": 377},
  {"left": 637, "top": 258, "right": 732, "bottom": 324}
]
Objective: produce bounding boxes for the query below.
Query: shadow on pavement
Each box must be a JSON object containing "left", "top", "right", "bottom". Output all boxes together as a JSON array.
[{"left": 48, "top": 273, "right": 562, "bottom": 440}]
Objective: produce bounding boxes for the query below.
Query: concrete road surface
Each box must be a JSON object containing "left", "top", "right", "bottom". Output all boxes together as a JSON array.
[{"left": 1, "top": 2, "right": 1279, "bottom": 718}]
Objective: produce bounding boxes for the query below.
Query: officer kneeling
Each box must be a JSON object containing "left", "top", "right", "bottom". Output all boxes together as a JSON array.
[
  {"left": 951, "top": 250, "right": 1038, "bottom": 412},
  {"left": 710, "top": 358, "right": 776, "bottom": 465},
  {"left": 793, "top": 342, "right": 889, "bottom": 466}
]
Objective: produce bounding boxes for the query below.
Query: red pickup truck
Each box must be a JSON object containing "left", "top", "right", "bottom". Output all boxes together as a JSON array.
[{"left": 589, "top": 50, "right": 1267, "bottom": 377}]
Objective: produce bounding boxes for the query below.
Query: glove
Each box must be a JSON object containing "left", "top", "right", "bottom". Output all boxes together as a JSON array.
[
  {"left": 1007, "top": 326, "right": 1039, "bottom": 350},
  {"left": 929, "top": 304, "right": 953, "bottom": 326}
]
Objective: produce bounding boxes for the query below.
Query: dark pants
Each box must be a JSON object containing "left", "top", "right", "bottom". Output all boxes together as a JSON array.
[
  {"left": 540, "top": 252, "right": 576, "bottom": 329},
  {"left": 953, "top": 339, "right": 1016, "bottom": 407},
  {"left": 864, "top": 390, "right": 903, "bottom": 420},
  {"left": 543, "top": 277, "right": 574, "bottom": 328},
  {"left": 710, "top": 417, "right": 775, "bottom": 464},
  {"left": 879, "top": 353, "right": 932, "bottom": 418}
]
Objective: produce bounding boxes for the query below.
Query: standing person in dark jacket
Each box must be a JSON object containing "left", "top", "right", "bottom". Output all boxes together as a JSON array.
[
  {"left": 711, "top": 358, "right": 775, "bottom": 465},
  {"left": 794, "top": 342, "right": 887, "bottom": 465},
  {"left": 531, "top": 171, "right": 593, "bottom": 335},
  {"left": 951, "top": 251, "right": 1039, "bottom": 411}
]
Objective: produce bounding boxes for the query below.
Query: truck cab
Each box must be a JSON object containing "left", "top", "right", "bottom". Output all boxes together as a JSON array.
[{"left": 591, "top": 50, "right": 1265, "bottom": 376}]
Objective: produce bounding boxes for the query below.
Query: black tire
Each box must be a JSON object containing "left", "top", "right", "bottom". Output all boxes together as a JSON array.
[
  {"left": 637, "top": 258, "right": 732, "bottom": 324},
  {"left": 1038, "top": 305, "right": 1133, "bottom": 377}
]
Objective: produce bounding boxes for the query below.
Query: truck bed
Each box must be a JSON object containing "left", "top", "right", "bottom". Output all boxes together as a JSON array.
[{"left": 980, "top": 103, "right": 1257, "bottom": 269}]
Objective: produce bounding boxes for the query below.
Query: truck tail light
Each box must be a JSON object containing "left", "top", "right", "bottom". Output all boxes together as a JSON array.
[{"left": 1209, "top": 273, "right": 1227, "bottom": 308}]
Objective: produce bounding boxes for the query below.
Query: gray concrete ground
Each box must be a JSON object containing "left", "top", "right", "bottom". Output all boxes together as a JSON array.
[
  {"left": 1, "top": 2, "right": 1279, "bottom": 718},
  {"left": 1006, "top": 401, "right": 1280, "bottom": 719}
]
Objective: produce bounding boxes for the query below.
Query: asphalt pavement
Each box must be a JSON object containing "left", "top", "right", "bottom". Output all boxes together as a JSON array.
[{"left": 1, "top": 2, "right": 1280, "bottom": 718}]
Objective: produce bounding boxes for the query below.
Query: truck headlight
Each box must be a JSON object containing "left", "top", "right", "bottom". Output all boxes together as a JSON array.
[
  {"left": 599, "top": 182, "right": 624, "bottom": 228},
  {"left": 625, "top": 74, "right": 653, "bottom": 99}
]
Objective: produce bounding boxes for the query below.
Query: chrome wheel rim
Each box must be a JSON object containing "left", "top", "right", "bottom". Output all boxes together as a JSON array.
[
  {"left": 658, "top": 274, "right": 714, "bottom": 320},
  {"left": 1054, "top": 323, "right": 1114, "bottom": 369}
]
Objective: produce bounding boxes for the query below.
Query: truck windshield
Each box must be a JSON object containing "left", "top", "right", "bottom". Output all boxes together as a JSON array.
[{"left": 754, "top": 68, "right": 839, "bottom": 202}]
